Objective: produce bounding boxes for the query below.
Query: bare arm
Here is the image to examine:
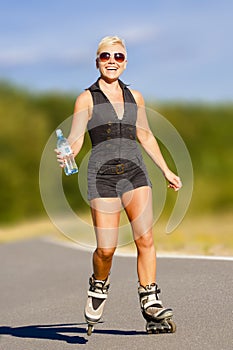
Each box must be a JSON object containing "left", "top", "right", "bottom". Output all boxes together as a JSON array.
[
  {"left": 131, "top": 89, "right": 182, "bottom": 191},
  {"left": 55, "top": 90, "right": 92, "bottom": 166},
  {"left": 67, "top": 90, "right": 92, "bottom": 157}
]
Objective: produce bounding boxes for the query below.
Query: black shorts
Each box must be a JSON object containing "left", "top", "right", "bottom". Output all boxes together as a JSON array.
[{"left": 87, "top": 158, "right": 152, "bottom": 200}]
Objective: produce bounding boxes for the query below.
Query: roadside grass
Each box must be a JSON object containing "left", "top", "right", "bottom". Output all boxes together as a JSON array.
[
  {"left": 153, "top": 213, "right": 233, "bottom": 256},
  {"left": 0, "top": 212, "right": 232, "bottom": 257},
  {"left": 0, "top": 219, "right": 60, "bottom": 244}
]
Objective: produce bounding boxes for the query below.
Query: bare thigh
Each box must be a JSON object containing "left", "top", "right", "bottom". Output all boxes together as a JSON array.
[
  {"left": 121, "top": 186, "right": 153, "bottom": 240},
  {"left": 90, "top": 197, "right": 122, "bottom": 249}
]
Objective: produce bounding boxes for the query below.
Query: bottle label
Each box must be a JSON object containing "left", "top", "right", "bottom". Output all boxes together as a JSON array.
[
  {"left": 60, "top": 145, "right": 72, "bottom": 156},
  {"left": 64, "top": 146, "right": 72, "bottom": 154}
]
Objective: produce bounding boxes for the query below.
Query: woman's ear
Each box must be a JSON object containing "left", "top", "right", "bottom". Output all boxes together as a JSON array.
[
  {"left": 123, "top": 59, "right": 128, "bottom": 70},
  {"left": 96, "top": 58, "right": 99, "bottom": 69}
]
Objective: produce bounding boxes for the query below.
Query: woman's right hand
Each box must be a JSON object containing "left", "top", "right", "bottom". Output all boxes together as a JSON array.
[{"left": 54, "top": 149, "right": 65, "bottom": 168}]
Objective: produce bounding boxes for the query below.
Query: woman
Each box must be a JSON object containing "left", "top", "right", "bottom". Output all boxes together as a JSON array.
[{"left": 56, "top": 36, "right": 182, "bottom": 334}]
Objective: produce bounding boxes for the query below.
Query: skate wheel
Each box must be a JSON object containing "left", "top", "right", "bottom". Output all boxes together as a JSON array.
[
  {"left": 146, "top": 322, "right": 160, "bottom": 334},
  {"left": 167, "top": 319, "right": 176, "bottom": 333},
  {"left": 146, "top": 319, "right": 176, "bottom": 334},
  {"left": 147, "top": 328, "right": 160, "bottom": 334},
  {"left": 87, "top": 324, "right": 94, "bottom": 336}
]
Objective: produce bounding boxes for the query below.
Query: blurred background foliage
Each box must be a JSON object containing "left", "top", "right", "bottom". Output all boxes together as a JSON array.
[{"left": 0, "top": 81, "right": 232, "bottom": 225}]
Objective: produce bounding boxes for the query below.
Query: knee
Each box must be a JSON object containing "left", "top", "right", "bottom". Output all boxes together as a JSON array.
[
  {"left": 135, "top": 232, "right": 154, "bottom": 252},
  {"left": 95, "top": 247, "right": 116, "bottom": 261}
]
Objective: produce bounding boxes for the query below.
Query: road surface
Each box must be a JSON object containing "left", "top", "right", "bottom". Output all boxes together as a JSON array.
[{"left": 0, "top": 238, "right": 232, "bottom": 350}]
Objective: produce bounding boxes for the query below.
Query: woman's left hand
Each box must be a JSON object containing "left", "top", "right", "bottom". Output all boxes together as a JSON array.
[{"left": 164, "top": 169, "right": 182, "bottom": 192}]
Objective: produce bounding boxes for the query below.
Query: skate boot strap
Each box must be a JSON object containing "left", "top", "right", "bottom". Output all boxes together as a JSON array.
[
  {"left": 138, "top": 283, "right": 161, "bottom": 298},
  {"left": 87, "top": 290, "right": 108, "bottom": 299},
  {"left": 141, "top": 298, "right": 163, "bottom": 310},
  {"left": 139, "top": 289, "right": 161, "bottom": 299},
  {"left": 89, "top": 275, "right": 110, "bottom": 295},
  {"left": 138, "top": 283, "right": 162, "bottom": 309}
]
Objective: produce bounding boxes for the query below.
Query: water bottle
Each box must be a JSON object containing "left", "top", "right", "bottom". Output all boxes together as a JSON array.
[{"left": 56, "top": 129, "right": 78, "bottom": 176}]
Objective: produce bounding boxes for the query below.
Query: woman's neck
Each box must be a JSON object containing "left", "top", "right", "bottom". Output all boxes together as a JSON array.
[{"left": 98, "top": 77, "right": 121, "bottom": 93}]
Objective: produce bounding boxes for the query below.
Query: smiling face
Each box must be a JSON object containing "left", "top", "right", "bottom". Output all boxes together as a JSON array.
[{"left": 96, "top": 43, "right": 127, "bottom": 82}]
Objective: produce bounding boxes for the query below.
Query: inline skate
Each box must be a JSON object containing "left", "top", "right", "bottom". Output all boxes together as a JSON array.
[
  {"left": 84, "top": 274, "right": 110, "bottom": 336},
  {"left": 138, "top": 283, "right": 176, "bottom": 334}
]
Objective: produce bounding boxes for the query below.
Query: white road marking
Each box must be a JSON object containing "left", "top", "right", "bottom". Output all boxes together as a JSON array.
[{"left": 42, "top": 237, "right": 233, "bottom": 261}]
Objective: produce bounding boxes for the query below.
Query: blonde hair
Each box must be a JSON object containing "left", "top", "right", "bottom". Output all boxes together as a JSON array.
[{"left": 96, "top": 36, "right": 127, "bottom": 57}]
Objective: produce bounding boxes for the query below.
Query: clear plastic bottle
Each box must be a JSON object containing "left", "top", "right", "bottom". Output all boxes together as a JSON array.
[{"left": 56, "top": 129, "right": 78, "bottom": 176}]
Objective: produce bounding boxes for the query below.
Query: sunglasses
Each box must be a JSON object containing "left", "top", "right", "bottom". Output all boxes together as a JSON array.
[{"left": 98, "top": 52, "right": 126, "bottom": 63}]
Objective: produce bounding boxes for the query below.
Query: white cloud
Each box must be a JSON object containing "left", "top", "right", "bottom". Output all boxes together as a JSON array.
[
  {"left": 0, "top": 46, "right": 92, "bottom": 67},
  {"left": 119, "top": 25, "right": 159, "bottom": 45}
]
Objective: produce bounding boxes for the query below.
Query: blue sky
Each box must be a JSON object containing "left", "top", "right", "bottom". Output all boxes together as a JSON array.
[{"left": 0, "top": 0, "right": 232, "bottom": 101}]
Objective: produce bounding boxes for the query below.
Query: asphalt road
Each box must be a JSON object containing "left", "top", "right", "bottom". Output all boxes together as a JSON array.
[{"left": 0, "top": 238, "right": 233, "bottom": 350}]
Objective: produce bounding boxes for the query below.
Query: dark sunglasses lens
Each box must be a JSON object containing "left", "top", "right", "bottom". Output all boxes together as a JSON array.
[
  {"left": 114, "top": 53, "right": 125, "bottom": 63},
  {"left": 99, "top": 52, "right": 110, "bottom": 62}
]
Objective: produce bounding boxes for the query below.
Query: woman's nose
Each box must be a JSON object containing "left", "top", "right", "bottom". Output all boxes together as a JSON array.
[{"left": 109, "top": 55, "right": 115, "bottom": 63}]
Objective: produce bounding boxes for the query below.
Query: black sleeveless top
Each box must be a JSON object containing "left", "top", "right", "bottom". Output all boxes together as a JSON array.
[{"left": 87, "top": 78, "right": 144, "bottom": 166}]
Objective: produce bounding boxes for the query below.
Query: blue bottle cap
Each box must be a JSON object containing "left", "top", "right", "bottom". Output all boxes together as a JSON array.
[{"left": 56, "top": 129, "right": 63, "bottom": 137}]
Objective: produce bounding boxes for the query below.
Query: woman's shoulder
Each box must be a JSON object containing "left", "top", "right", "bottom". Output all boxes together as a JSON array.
[
  {"left": 73, "top": 90, "right": 93, "bottom": 118},
  {"left": 74, "top": 89, "right": 93, "bottom": 109},
  {"left": 128, "top": 88, "right": 145, "bottom": 106}
]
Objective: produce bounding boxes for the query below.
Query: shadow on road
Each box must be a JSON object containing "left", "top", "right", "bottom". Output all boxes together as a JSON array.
[
  {"left": 0, "top": 324, "right": 87, "bottom": 344},
  {"left": 0, "top": 323, "right": 145, "bottom": 344}
]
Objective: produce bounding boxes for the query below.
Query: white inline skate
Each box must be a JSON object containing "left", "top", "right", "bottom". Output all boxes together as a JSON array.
[
  {"left": 138, "top": 283, "right": 176, "bottom": 334},
  {"left": 84, "top": 274, "right": 110, "bottom": 336}
]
